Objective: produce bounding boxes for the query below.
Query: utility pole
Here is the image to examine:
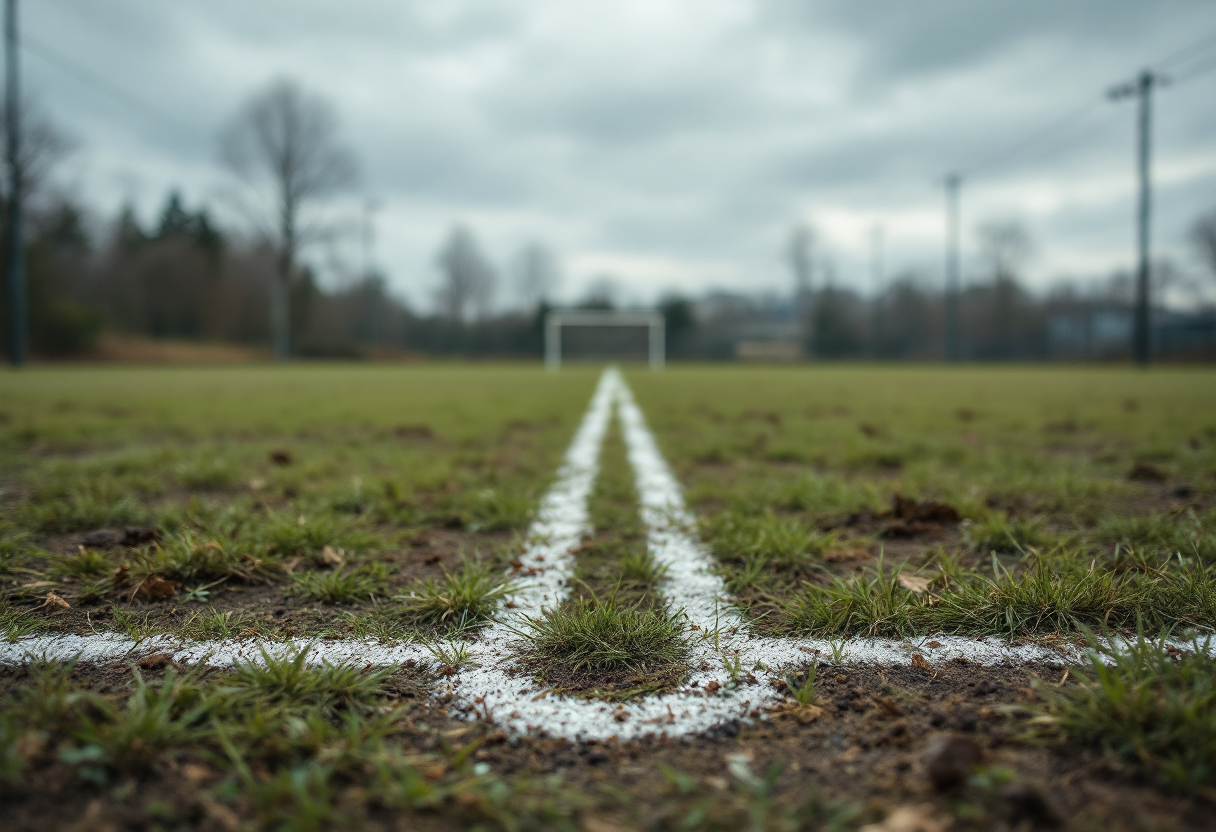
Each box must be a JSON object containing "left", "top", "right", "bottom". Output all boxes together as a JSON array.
[
  {"left": 5, "top": 0, "right": 23, "bottom": 367},
  {"left": 870, "top": 224, "right": 884, "bottom": 358},
  {"left": 944, "top": 173, "right": 961, "bottom": 362},
  {"left": 1109, "top": 70, "right": 1164, "bottom": 366},
  {"left": 360, "top": 198, "right": 382, "bottom": 344}
]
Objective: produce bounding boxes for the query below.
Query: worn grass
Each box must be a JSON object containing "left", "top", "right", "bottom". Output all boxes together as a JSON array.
[
  {"left": 1036, "top": 633, "right": 1216, "bottom": 794},
  {"left": 0, "top": 365, "right": 599, "bottom": 640},
  {"left": 629, "top": 365, "right": 1216, "bottom": 639}
]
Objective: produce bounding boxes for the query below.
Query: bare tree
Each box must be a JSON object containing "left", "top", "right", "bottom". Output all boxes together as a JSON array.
[
  {"left": 976, "top": 219, "right": 1034, "bottom": 282},
  {"left": 787, "top": 224, "right": 814, "bottom": 296},
  {"left": 219, "top": 78, "right": 356, "bottom": 360},
  {"left": 514, "top": 241, "right": 558, "bottom": 311},
  {"left": 0, "top": 96, "right": 72, "bottom": 212},
  {"left": 435, "top": 225, "right": 495, "bottom": 322},
  {"left": 1191, "top": 210, "right": 1216, "bottom": 285}
]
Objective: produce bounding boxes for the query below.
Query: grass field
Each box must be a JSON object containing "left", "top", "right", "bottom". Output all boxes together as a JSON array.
[{"left": 2, "top": 363, "right": 1216, "bottom": 831}]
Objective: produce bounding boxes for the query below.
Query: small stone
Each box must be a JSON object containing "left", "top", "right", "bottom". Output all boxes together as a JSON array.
[
  {"left": 1000, "top": 782, "right": 1062, "bottom": 826},
  {"left": 923, "top": 734, "right": 982, "bottom": 790}
]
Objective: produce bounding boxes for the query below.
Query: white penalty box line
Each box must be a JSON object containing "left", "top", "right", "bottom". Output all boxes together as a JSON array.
[{"left": 1, "top": 369, "right": 1132, "bottom": 741}]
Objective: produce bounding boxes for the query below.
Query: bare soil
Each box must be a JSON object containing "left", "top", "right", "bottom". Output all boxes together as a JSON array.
[{"left": 2, "top": 657, "right": 1210, "bottom": 831}]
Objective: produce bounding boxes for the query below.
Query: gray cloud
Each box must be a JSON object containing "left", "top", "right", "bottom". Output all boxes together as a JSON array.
[{"left": 22, "top": 0, "right": 1216, "bottom": 308}]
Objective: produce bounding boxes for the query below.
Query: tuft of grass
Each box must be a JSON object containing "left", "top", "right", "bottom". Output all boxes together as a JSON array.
[
  {"left": 784, "top": 665, "right": 818, "bottom": 706},
  {"left": 398, "top": 559, "right": 511, "bottom": 629},
  {"left": 458, "top": 487, "right": 535, "bottom": 533},
  {"left": 518, "top": 596, "right": 689, "bottom": 677},
  {"left": 784, "top": 560, "right": 919, "bottom": 638},
  {"left": 22, "top": 486, "right": 151, "bottom": 533},
  {"left": 262, "top": 511, "right": 381, "bottom": 560},
  {"left": 926, "top": 554, "right": 1150, "bottom": 637},
  {"left": 223, "top": 646, "right": 392, "bottom": 713},
  {"left": 290, "top": 564, "right": 390, "bottom": 605},
  {"left": 701, "top": 510, "right": 838, "bottom": 571},
  {"left": 66, "top": 668, "right": 208, "bottom": 779},
  {"left": 1036, "top": 633, "right": 1216, "bottom": 793},
  {"left": 1098, "top": 510, "right": 1216, "bottom": 562},
  {"left": 50, "top": 548, "right": 112, "bottom": 579},
  {"left": 1, "top": 603, "right": 47, "bottom": 641},
  {"left": 176, "top": 457, "right": 240, "bottom": 491},
  {"left": 620, "top": 548, "right": 667, "bottom": 586},
  {"left": 179, "top": 608, "right": 254, "bottom": 640},
  {"left": 964, "top": 512, "right": 1048, "bottom": 553}
]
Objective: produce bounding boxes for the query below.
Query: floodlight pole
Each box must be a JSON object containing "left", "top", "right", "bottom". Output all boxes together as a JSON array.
[
  {"left": 943, "top": 173, "right": 961, "bottom": 363},
  {"left": 1109, "top": 70, "right": 1162, "bottom": 366},
  {"left": 5, "top": 0, "right": 24, "bottom": 367},
  {"left": 648, "top": 313, "right": 665, "bottom": 370},
  {"left": 870, "top": 224, "right": 884, "bottom": 358},
  {"left": 544, "top": 313, "right": 561, "bottom": 370}
]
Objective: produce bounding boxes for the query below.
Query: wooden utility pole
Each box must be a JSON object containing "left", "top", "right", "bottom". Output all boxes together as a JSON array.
[
  {"left": 1110, "top": 70, "right": 1164, "bottom": 366},
  {"left": 944, "top": 173, "right": 961, "bottom": 362},
  {"left": 5, "top": 0, "right": 24, "bottom": 367}
]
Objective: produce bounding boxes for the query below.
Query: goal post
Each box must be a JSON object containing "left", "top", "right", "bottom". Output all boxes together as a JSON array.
[{"left": 544, "top": 310, "right": 665, "bottom": 370}]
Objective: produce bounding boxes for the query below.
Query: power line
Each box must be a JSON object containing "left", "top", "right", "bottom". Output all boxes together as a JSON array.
[
  {"left": 959, "top": 26, "right": 1216, "bottom": 179},
  {"left": 1150, "top": 26, "right": 1216, "bottom": 73},
  {"left": 1169, "top": 52, "right": 1216, "bottom": 86},
  {"left": 21, "top": 32, "right": 182, "bottom": 129},
  {"left": 963, "top": 98, "right": 1108, "bottom": 177}
]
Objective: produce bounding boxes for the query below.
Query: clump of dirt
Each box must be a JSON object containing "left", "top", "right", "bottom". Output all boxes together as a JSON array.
[
  {"left": 81, "top": 526, "right": 159, "bottom": 548},
  {"left": 393, "top": 423, "right": 435, "bottom": 440},
  {"left": 1128, "top": 462, "right": 1167, "bottom": 483},
  {"left": 882, "top": 494, "right": 961, "bottom": 539}
]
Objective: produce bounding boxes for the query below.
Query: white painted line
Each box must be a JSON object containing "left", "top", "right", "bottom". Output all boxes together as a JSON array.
[{"left": 0, "top": 368, "right": 1188, "bottom": 742}]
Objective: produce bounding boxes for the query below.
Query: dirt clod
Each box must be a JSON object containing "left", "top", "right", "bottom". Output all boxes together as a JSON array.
[
  {"left": 860, "top": 803, "right": 947, "bottom": 832},
  {"left": 1000, "top": 782, "right": 1062, "bottom": 825},
  {"left": 1128, "top": 462, "right": 1166, "bottom": 482},
  {"left": 883, "top": 494, "right": 960, "bottom": 537},
  {"left": 923, "top": 733, "right": 982, "bottom": 790},
  {"left": 394, "top": 424, "right": 435, "bottom": 440}
]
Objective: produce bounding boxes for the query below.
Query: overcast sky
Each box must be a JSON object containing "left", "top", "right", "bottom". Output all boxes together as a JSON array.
[{"left": 23, "top": 1, "right": 1216, "bottom": 309}]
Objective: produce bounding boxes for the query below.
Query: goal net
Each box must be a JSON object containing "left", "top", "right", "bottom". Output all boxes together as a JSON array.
[{"left": 544, "top": 310, "right": 665, "bottom": 369}]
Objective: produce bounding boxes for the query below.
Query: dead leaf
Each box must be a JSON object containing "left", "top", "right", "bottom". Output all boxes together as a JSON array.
[
  {"left": 898, "top": 573, "right": 932, "bottom": 594},
  {"left": 793, "top": 704, "right": 823, "bottom": 724},
  {"left": 42, "top": 591, "right": 71, "bottom": 610},
  {"left": 137, "top": 652, "right": 175, "bottom": 670},
  {"left": 859, "top": 804, "right": 948, "bottom": 832},
  {"left": 23, "top": 580, "right": 58, "bottom": 590},
  {"left": 925, "top": 640, "right": 942, "bottom": 648},
  {"left": 182, "top": 762, "right": 214, "bottom": 783},
  {"left": 584, "top": 819, "right": 631, "bottom": 832},
  {"left": 423, "top": 762, "right": 446, "bottom": 781},
  {"left": 282, "top": 556, "right": 302, "bottom": 574},
  {"left": 202, "top": 800, "right": 242, "bottom": 832},
  {"left": 132, "top": 574, "right": 179, "bottom": 601},
  {"left": 320, "top": 545, "right": 344, "bottom": 566},
  {"left": 911, "top": 653, "right": 934, "bottom": 674},
  {"left": 15, "top": 731, "right": 47, "bottom": 761},
  {"left": 874, "top": 696, "right": 903, "bottom": 717},
  {"left": 823, "top": 547, "right": 869, "bottom": 563},
  {"left": 705, "top": 680, "right": 721, "bottom": 694}
]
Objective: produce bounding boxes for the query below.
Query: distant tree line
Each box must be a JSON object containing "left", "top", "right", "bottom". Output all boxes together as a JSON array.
[{"left": 1, "top": 78, "right": 1214, "bottom": 362}]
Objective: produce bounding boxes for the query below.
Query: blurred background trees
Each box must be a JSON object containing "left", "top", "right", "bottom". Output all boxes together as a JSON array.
[{"left": 1, "top": 76, "right": 1213, "bottom": 363}]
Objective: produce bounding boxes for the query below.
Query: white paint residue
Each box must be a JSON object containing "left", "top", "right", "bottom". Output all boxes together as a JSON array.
[{"left": 2, "top": 367, "right": 1196, "bottom": 742}]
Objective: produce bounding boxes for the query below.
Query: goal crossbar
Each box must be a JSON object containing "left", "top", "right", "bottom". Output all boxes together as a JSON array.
[{"left": 544, "top": 310, "right": 665, "bottom": 370}]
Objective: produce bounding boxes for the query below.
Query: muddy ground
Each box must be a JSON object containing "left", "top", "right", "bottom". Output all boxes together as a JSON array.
[{"left": 1, "top": 656, "right": 1209, "bottom": 832}]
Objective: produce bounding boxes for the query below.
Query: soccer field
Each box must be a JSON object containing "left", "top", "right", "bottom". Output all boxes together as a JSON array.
[{"left": 2, "top": 363, "right": 1215, "bottom": 830}]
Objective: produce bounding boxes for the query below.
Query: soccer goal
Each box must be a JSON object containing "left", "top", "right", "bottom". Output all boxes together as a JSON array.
[{"left": 544, "top": 310, "right": 665, "bottom": 370}]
